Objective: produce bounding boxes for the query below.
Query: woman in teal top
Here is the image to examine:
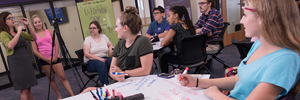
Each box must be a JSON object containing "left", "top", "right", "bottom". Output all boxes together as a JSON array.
[
  {"left": 178, "top": 0, "right": 300, "bottom": 99},
  {"left": 0, "top": 12, "right": 37, "bottom": 100}
]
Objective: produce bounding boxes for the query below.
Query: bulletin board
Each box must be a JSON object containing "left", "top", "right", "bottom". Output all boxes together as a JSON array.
[
  {"left": 77, "top": 0, "right": 118, "bottom": 45},
  {"left": 62, "top": 75, "right": 212, "bottom": 100}
]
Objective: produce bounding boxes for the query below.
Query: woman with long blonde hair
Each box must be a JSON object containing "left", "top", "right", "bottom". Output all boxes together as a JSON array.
[
  {"left": 30, "top": 14, "right": 74, "bottom": 99},
  {"left": 179, "top": 0, "right": 300, "bottom": 99}
]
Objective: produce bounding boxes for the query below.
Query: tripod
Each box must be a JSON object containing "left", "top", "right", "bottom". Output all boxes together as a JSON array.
[{"left": 47, "top": 18, "right": 83, "bottom": 100}]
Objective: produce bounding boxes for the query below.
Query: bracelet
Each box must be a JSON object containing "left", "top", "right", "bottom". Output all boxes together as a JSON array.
[{"left": 196, "top": 78, "right": 199, "bottom": 88}]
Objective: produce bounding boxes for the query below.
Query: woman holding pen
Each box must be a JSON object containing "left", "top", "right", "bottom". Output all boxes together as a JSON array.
[
  {"left": 179, "top": 0, "right": 300, "bottom": 99},
  {"left": 81, "top": 6, "right": 153, "bottom": 93},
  {"left": 0, "top": 12, "right": 37, "bottom": 100}
]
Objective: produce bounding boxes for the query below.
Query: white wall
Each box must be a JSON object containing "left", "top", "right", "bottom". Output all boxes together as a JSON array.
[
  {"left": 226, "top": 0, "right": 241, "bottom": 34},
  {"left": 112, "top": 1, "right": 121, "bottom": 22}
]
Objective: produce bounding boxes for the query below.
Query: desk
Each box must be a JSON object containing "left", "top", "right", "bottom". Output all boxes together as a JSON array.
[
  {"left": 62, "top": 74, "right": 212, "bottom": 100},
  {"left": 152, "top": 42, "right": 163, "bottom": 51}
]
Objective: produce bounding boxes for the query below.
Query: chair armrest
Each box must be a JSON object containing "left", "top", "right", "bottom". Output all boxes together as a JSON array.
[
  {"left": 208, "top": 38, "right": 223, "bottom": 42},
  {"left": 81, "top": 62, "right": 88, "bottom": 66}
]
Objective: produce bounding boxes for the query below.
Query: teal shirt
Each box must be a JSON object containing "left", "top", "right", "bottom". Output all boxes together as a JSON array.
[
  {"left": 229, "top": 40, "right": 300, "bottom": 99},
  {"left": 0, "top": 31, "right": 33, "bottom": 56}
]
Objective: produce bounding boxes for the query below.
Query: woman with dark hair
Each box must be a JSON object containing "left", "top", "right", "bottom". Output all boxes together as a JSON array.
[
  {"left": 83, "top": 21, "right": 113, "bottom": 86},
  {"left": 0, "top": 12, "right": 37, "bottom": 100},
  {"left": 81, "top": 6, "right": 153, "bottom": 93},
  {"left": 160, "top": 6, "right": 196, "bottom": 73}
]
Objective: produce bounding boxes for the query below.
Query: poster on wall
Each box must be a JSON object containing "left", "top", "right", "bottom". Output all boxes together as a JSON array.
[
  {"left": 163, "top": 0, "right": 192, "bottom": 20},
  {"left": 77, "top": 0, "right": 118, "bottom": 45}
]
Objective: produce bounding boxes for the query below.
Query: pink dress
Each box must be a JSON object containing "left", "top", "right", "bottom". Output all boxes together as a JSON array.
[{"left": 35, "top": 29, "right": 59, "bottom": 58}]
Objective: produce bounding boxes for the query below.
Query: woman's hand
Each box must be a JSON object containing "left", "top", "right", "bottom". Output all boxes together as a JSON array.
[
  {"left": 80, "top": 87, "right": 97, "bottom": 94},
  {"left": 178, "top": 74, "right": 198, "bottom": 87},
  {"left": 17, "top": 26, "right": 25, "bottom": 33},
  {"left": 116, "top": 73, "right": 126, "bottom": 82},
  {"left": 204, "top": 86, "right": 222, "bottom": 98},
  {"left": 21, "top": 18, "right": 30, "bottom": 25},
  {"left": 98, "top": 58, "right": 106, "bottom": 63},
  {"left": 43, "top": 58, "right": 52, "bottom": 64},
  {"left": 52, "top": 56, "right": 57, "bottom": 63}
]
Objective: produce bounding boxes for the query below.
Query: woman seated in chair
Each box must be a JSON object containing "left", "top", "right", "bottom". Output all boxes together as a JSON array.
[
  {"left": 81, "top": 6, "right": 153, "bottom": 93},
  {"left": 160, "top": 6, "right": 196, "bottom": 73},
  {"left": 178, "top": 0, "right": 300, "bottom": 99},
  {"left": 83, "top": 21, "right": 113, "bottom": 86}
]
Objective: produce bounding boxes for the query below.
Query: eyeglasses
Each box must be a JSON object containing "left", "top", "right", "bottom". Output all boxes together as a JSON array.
[
  {"left": 89, "top": 27, "right": 97, "bottom": 30},
  {"left": 6, "top": 17, "right": 15, "bottom": 20},
  {"left": 198, "top": 2, "right": 208, "bottom": 5},
  {"left": 242, "top": 7, "right": 256, "bottom": 12},
  {"left": 153, "top": 12, "right": 161, "bottom": 15}
]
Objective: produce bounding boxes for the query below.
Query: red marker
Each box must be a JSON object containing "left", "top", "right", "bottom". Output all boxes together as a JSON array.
[
  {"left": 106, "top": 89, "right": 110, "bottom": 97},
  {"left": 112, "top": 89, "right": 115, "bottom": 98},
  {"left": 180, "top": 67, "right": 189, "bottom": 81}
]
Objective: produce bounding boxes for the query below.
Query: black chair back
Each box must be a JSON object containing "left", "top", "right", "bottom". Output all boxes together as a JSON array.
[
  {"left": 179, "top": 33, "right": 208, "bottom": 65},
  {"left": 75, "top": 49, "right": 86, "bottom": 72},
  {"left": 232, "top": 39, "right": 254, "bottom": 59},
  {"left": 219, "top": 22, "right": 231, "bottom": 39}
]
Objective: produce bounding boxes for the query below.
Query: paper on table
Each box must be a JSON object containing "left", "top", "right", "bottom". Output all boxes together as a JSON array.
[{"left": 62, "top": 75, "right": 212, "bottom": 100}]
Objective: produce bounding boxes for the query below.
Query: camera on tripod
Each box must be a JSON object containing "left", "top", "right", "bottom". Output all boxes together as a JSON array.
[{"left": 50, "top": 18, "right": 63, "bottom": 26}]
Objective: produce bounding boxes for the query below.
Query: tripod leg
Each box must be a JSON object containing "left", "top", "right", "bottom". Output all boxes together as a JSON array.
[{"left": 63, "top": 45, "right": 84, "bottom": 86}]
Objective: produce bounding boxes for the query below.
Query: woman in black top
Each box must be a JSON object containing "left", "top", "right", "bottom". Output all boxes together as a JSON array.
[{"left": 160, "top": 6, "right": 196, "bottom": 73}]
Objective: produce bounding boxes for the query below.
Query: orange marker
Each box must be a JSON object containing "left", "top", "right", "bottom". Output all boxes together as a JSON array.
[{"left": 180, "top": 67, "right": 189, "bottom": 81}]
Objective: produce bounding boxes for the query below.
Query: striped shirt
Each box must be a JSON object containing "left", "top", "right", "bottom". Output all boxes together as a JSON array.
[{"left": 195, "top": 8, "right": 224, "bottom": 39}]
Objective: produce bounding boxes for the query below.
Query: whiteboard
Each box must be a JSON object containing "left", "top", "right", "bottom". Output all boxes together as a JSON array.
[{"left": 62, "top": 74, "right": 212, "bottom": 100}]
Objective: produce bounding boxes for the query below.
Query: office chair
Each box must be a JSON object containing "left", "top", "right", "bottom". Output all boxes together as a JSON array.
[
  {"left": 232, "top": 38, "right": 254, "bottom": 60},
  {"left": 207, "top": 22, "right": 231, "bottom": 68},
  {"left": 75, "top": 49, "right": 101, "bottom": 92},
  {"left": 169, "top": 33, "right": 216, "bottom": 78}
]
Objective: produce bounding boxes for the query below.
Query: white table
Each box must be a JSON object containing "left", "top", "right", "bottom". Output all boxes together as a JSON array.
[
  {"left": 152, "top": 42, "right": 163, "bottom": 51},
  {"left": 62, "top": 74, "right": 212, "bottom": 100}
]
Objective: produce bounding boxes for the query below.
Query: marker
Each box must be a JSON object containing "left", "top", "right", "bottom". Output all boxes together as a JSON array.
[
  {"left": 106, "top": 89, "right": 110, "bottom": 97},
  {"left": 112, "top": 89, "right": 115, "bottom": 98},
  {"left": 105, "top": 91, "right": 108, "bottom": 100},
  {"left": 96, "top": 88, "right": 101, "bottom": 99},
  {"left": 90, "top": 90, "right": 99, "bottom": 100},
  {"left": 100, "top": 88, "right": 103, "bottom": 97},
  {"left": 180, "top": 67, "right": 189, "bottom": 81},
  {"left": 117, "top": 92, "right": 123, "bottom": 100},
  {"left": 112, "top": 72, "right": 128, "bottom": 76}
]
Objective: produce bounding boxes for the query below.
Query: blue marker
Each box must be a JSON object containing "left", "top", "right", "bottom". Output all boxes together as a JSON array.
[
  {"left": 96, "top": 88, "right": 101, "bottom": 100},
  {"left": 112, "top": 72, "right": 128, "bottom": 76},
  {"left": 100, "top": 88, "right": 103, "bottom": 97}
]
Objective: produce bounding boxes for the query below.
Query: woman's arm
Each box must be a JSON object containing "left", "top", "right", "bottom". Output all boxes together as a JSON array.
[
  {"left": 21, "top": 18, "right": 36, "bottom": 41},
  {"left": 107, "top": 42, "right": 113, "bottom": 57},
  {"left": 179, "top": 74, "right": 238, "bottom": 90},
  {"left": 7, "top": 26, "right": 23, "bottom": 49},
  {"left": 109, "top": 57, "right": 124, "bottom": 81},
  {"left": 48, "top": 29, "right": 59, "bottom": 62},
  {"left": 245, "top": 82, "right": 283, "bottom": 100},
  {"left": 161, "top": 29, "right": 175, "bottom": 47},
  {"left": 31, "top": 41, "right": 51, "bottom": 63},
  {"left": 124, "top": 53, "right": 153, "bottom": 76},
  {"left": 83, "top": 44, "right": 106, "bottom": 62},
  {"left": 158, "top": 30, "right": 169, "bottom": 38}
]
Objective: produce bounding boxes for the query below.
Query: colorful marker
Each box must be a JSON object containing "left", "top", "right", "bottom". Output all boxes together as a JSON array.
[
  {"left": 112, "top": 72, "right": 128, "bottom": 76},
  {"left": 112, "top": 89, "right": 115, "bottom": 98},
  {"left": 180, "top": 67, "right": 189, "bottom": 81},
  {"left": 90, "top": 90, "right": 99, "bottom": 100},
  {"left": 96, "top": 88, "right": 102, "bottom": 100}
]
